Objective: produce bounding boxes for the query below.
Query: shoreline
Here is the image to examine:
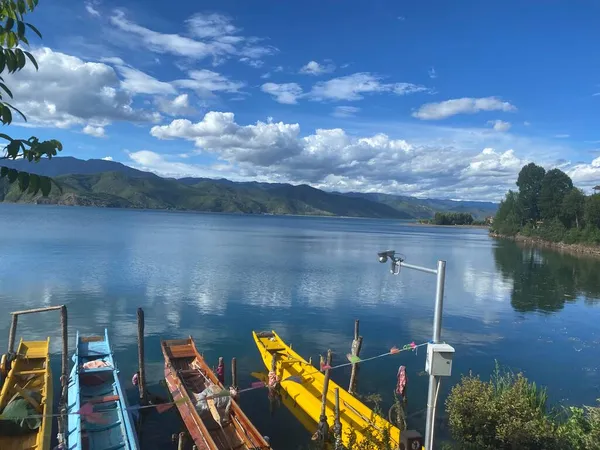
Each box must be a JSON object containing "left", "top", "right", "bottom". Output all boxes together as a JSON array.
[
  {"left": 414, "top": 222, "right": 490, "bottom": 229},
  {"left": 490, "top": 232, "right": 600, "bottom": 258}
]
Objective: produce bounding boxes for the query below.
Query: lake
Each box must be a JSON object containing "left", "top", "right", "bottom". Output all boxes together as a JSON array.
[{"left": 1, "top": 204, "right": 599, "bottom": 449}]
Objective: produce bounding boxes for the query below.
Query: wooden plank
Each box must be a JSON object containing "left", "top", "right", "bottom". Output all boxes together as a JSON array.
[{"left": 13, "top": 384, "right": 43, "bottom": 413}]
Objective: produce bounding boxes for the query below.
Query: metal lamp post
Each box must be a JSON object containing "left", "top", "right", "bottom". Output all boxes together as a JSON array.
[{"left": 377, "top": 250, "right": 447, "bottom": 450}]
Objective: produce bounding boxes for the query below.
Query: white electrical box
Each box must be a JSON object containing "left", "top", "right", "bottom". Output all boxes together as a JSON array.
[{"left": 425, "top": 343, "right": 455, "bottom": 377}]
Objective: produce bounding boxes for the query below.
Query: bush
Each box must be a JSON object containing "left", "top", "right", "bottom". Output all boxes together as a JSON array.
[
  {"left": 446, "top": 363, "right": 558, "bottom": 450},
  {"left": 446, "top": 363, "right": 600, "bottom": 450}
]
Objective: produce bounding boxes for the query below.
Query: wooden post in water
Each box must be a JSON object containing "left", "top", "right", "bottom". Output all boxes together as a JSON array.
[
  {"left": 177, "top": 432, "right": 185, "bottom": 450},
  {"left": 315, "top": 349, "right": 332, "bottom": 448},
  {"left": 348, "top": 319, "right": 363, "bottom": 394},
  {"left": 7, "top": 314, "right": 18, "bottom": 353},
  {"left": 333, "top": 387, "right": 343, "bottom": 449},
  {"left": 137, "top": 308, "right": 147, "bottom": 405},
  {"left": 231, "top": 357, "right": 238, "bottom": 389},
  {"left": 58, "top": 306, "right": 69, "bottom": 447}
]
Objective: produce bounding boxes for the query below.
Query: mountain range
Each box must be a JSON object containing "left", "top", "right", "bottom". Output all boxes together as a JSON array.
[{"left": 0, "top": 157, "right": 498, "bottom": 219}]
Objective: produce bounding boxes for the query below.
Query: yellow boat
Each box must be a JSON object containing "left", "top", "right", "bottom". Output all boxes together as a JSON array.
[
  {"left": 253, "top": 330, "right": 401, "bottom": 449},
  {"left": 0, "top": 338, "right": 53, "bottom": 450}
]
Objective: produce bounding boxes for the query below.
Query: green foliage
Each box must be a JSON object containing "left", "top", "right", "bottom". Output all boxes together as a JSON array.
[
  {"left": 561, "top": 188, "right": 586, "bottom": 229},
  {"left": 446, "top": 362, "right": 556, "bottom": 450},
  {"left": 432, "top": 212, "right": 474, "bottom": 225},
  {"left": 494, "top": 164, "right": 600, "bottom": 247},
  {"left": 539, "top": 168, "right": 573, "bottom": 220},
  {"left": 516, "top": 162, "right": 546, "bottom": 223},
  {"left": 585, "top": 194, "right": 600, "bottom": 229},
  {"left": 0, "top": 0, "right": 62, "bottom": 194},
  {"left": 491, "top": 190, "right": 521, "bottom": 236}
]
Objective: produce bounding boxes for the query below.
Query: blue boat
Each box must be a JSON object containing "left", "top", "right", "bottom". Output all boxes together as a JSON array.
[{"left": 66, "top": 329, "right": 140, "bottom": 450}]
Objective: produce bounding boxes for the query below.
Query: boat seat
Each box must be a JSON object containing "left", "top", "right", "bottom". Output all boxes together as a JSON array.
[{"left": 85, "top": 420, "right": 121, "bottom": 433}]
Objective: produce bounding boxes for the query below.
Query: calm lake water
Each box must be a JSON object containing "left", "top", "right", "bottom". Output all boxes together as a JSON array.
[{"left": 1, "top": 204, "right": 599, "bottom": 449}]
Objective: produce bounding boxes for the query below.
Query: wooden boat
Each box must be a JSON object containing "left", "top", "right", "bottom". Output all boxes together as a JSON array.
[
  {"left": 67, "top": 329, "right": 140, "bottom": 450},
  {"left": 0, "top": 338, "right": 53, "bottom": 450},
  {"left": 161, "top": 337, "right": 271, "bottom": 450},
  {"left": 253, "top": 330, "right": 401, "bottom": 449}
]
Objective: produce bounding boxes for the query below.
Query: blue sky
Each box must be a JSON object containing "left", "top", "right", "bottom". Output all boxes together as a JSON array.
[{"left": 6, "top": 0, "right": 600, "bottom": 200}]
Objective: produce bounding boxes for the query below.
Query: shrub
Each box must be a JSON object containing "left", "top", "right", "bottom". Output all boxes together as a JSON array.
[{"left": 446, "top": 363, "right": 558, "bottom": 450}]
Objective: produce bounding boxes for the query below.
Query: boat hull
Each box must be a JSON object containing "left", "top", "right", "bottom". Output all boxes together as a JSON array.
[
  {"left": 66, "top": 329, "right": 140, "bottom": 450},
  {"left": 0, "top": 339, "right": 53, "bottom": 450},
  {"left": 162, "top": 337, "right": 270, "bottom": 450},
  {"left": 253, "top": 330, "right": 401, "bottom": 449}
]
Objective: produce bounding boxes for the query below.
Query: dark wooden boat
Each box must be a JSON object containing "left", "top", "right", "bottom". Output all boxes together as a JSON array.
[{"left": 161, "top": 337, "right": 271, "bottom": 450}]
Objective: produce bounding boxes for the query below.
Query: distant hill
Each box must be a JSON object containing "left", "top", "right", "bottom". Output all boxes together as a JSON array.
[
  {"left": 340, "top": 192, "right": 497, "bottom": 220},
  {"left": 0, "top": 157, "right": 498, "bottom": 219}
]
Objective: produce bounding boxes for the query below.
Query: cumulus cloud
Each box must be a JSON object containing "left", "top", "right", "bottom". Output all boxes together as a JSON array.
[
  {"left": 101, "top": 156, "right": 113, "bottom": 161},
  {"left": 147, "top": 110, "right": 576, "bottom": 201},
  {"left": 332, "top": 106, "right": 360, "bottom": 118},
  {"left": 488, "top": 120, "right": 511, "bottom": 132},
  {"left": 300, "top": 60, "right": 335, "bottom": 76},
  {"left": 413, "top": 97, "right": 517, "bottom": 120},
  {"left": 567, "top": 156, "right": 600, "bottom": 191},
  {"left": 310, "top": 73, "right": 429, "bottom": 101},
  {"left": 127, "top": 150, "right": 232, "bottom": 179},
  {"left": 156, "top": 94, "right": 196, "bottom": 116},
  {"left": 261, "top": 83, "right": 303, "bottom": 104},
  {"left": 3, "top": 47, "right": 158, "bottom": 129},
  {"left": 82, "top": 125, "right": 106, "bottom": 137},
  {"left": 110, "top": 11, "right": 276, "bottom": 65},
  {"left": 151, "top": 112, "right": 302, "bottom": 166}
]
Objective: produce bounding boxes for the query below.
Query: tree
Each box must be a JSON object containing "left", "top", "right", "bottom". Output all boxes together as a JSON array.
[
  {"left": 561, "top": 188, "right": 586, "bottom": 229},
  {"left": 0, "top": 0, "right": 62, "bottom": 195},
  {"left": 516, "top": 163, "right": 546, "bottom": 224},
  {"left": 492, "top": 190, "right": 522, "bottom": 236},
  {"left": 539, "top": 168, "right": 573, "bottom": 220},
  {"left": 585, "top": 194, "right": 600, "bottom": 229}
]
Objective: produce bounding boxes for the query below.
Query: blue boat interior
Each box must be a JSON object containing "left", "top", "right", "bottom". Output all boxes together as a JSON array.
[{"left": 67, "top": 329, "right": 139, "bottom": 450}]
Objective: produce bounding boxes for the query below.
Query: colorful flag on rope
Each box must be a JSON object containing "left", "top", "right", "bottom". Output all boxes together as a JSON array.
[
  {"left": 390, "top": 346, "right": 401, "bottom": 354},
  {"left": 347, "top": 353, "right": 361, "bottom": 364}
]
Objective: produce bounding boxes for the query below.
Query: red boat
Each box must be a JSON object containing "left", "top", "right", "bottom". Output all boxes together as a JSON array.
[{"left": 161, "top": 337, "right": 271, "bottom": 450}]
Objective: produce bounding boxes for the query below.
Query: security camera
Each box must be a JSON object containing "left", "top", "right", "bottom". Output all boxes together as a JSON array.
[{"left": 377, "top": 250, "right": 396, "bottom": 263}]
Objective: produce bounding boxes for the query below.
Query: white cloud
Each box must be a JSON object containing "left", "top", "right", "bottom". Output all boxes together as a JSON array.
[
  {"left": 156, "top": 94, "right": 196, "bottom": 116},
  {"left": 85, "top": 2, "right": 100, "bottom": 17},
  {"left": 147, "top": 110, "right": 583, "bottom": 201},
  {"left": 239, "top": 57, "right": 263, "bottom": 68},
  {"left": 3, "top": 47, "right": 159, "bottom": 129},
  {"left": 82, "top": 125, "right": 106, "bottom": 137},
  {"left": 524, "top": 121, "right": 531, "bottom": 126},
  {"left": 413, "top": 97, "right": 517, "bottom": 120},
  {"left": 554, "top": 134, "right": 570, "bottom": 138},
  {"left": 128, "top": 150, "right": 238, "bottom": 179},
  {"left": 110, "top": 11, "right": 276, "bottom": 65},
  {"left": 173, "top": 69, "right": 245, "bottom": 96},
  {"left": 299, "top": 60, "right": 335, "bottom": 76},
  {"left": 101, "top": 156, "right": 113, "bottom": 161},
  {"left": 487, "top": 120, "right": 511, "bottom": 132},
  {"left": 397, "top": 16, "right": 406, "bottom": 21},
  {"left": 150, "top": 111, "right": 302, "bottom": 166},
  {"left": 261, "top": 83, "right": 303, "bottom": 104},
  {"left": 593, "top": 92, "right": 600, "bottom": 97},
  {"left": 115, "top": 65, "right": 176, "bottom": 95},
  {"left": 310, "top": 73, "right": 429, "bottom": 101},
  {"left": 260, "top": 72, "right": 271, "bottom": 79},
  {"left": 332, "top": 106, "right": 360, "bottom": 118},
  {"left": 566, "top": 157, "right": 600, "bottom": 191},
  {"left": 428, "top": 67, "right": 437, "bottom": 79}
]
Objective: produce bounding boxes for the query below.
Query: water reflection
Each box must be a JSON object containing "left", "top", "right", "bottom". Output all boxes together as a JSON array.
[{"left": 493, "top": 240, "right": 600, "bottom": 313}]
